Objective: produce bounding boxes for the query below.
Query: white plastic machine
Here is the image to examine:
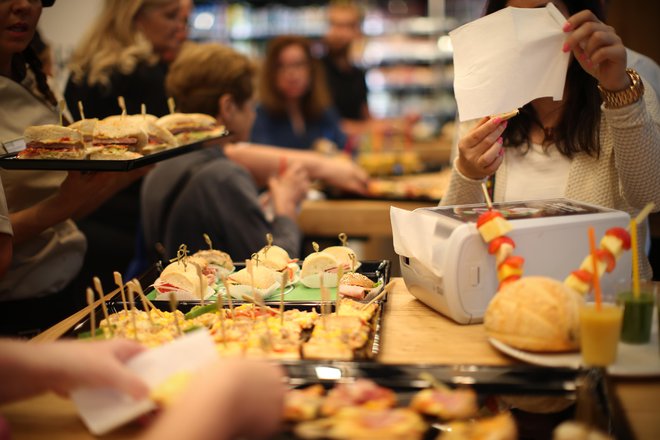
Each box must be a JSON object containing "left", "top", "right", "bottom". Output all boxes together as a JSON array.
[{"left": 391, "top": 199, "right": 632, "bottom": 324}]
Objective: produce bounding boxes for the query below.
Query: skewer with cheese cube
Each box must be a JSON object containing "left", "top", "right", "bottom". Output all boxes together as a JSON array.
[
  {"left": 488, "top": 236, "right": 516, "bottom": 266},
  {"left": 476, "top": 211, "right": 512, "bottom": 243},
  {"left": 563, "top": 269, "right": 593, "bottom": 295}
]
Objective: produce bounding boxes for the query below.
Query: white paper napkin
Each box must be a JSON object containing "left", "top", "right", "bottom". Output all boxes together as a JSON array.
[
  {"left": 71, "top": 329, "right": 218, "bottom": 435},
  {"left": 450, "top": 3, "right": 570, "bottom": 121}
]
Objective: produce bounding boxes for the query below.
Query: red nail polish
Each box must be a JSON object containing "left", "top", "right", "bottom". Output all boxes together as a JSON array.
[
  {"left": 497, "top": 136, "right": 503, "bottom": 144},
  {"left": 562, "top": 42, "right": 570, "bottom": 53},
  {"left": 563, "top": 22, "right": 572, "bottom": 32},
  {"left": 498, "top": 147, "right": 505, "bottom": 156},
  {"left": 502, "top": 120, "right": 508, "bottom": 129},
  {"left": 492, "top": 117, "right": 502, "bottom": 124}
]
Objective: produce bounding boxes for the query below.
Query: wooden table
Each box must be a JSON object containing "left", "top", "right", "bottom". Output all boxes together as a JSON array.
[{"left": 2, "top": 279, "right": 659, "bottom": 439}]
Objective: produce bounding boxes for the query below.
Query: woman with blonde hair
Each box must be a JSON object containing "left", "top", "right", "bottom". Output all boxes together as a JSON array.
[
  {"left": 251, "top": 35, "right": 347, "bottom": 151},
  {"left": 64, "top": 0, "right": 185, "bottom": 119}
]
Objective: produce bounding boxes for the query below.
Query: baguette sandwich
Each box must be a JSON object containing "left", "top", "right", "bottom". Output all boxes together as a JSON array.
[
  {"left": 19, "top": 124, "right": 85, "bottom": 159},
  {"left": 156, "top": 113, "right": 225, "bottom": 143}
]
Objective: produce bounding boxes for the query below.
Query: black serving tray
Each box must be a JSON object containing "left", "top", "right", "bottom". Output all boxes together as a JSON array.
[
  {"left": 273, "top": 362, "right": 631, "bottom": 440},
  {"left": 0, "top": 132, "right": 227, "bottom": 171}
]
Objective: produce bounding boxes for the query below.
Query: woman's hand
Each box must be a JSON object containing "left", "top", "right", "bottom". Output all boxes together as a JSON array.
[
  {"left": 317, "top": 155, "right": 369, "bottom": 195},
  {"left": 563, "top": 11, "right": 629, "bottom": 91},
  {"left": 456, "top": 117, "right": 508, "bottom": 180},
  {"left": 269, "top": 161, "right": 311, "bottom": 218}
]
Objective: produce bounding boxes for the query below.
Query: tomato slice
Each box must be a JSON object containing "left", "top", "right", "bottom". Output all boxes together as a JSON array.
[
  {"left": 476, "top": 210, "right": 503, "bottom": 228},
  {"left": 498, "top": 255, "right": 524, "bottom": 269},
  {"left": 571, "top": 269, "right": 593, "bottom": 283},
  {"left": 605, "top": 227, "right": 631, "bottom": 250},
  {"left": 488, "top": 236, "right": 515, "bottom": 254},
  {"left": 595, "top": 248, "right": 616, "bottom": 273}
]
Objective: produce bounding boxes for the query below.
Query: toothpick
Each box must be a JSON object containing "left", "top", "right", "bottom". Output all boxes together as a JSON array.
[
  {"left": 480, "top": 182, "right": 493, "bottom": 210},
  {"left": 191, "top": 261, "right": 205, "bottom": 306},
  {"left": 113, "top": 271, "right": 129, "bottom": 314},
  {"left": 312, "top": 241, "right": 320, "bottom": 253},
  {"left": 349, "top": 253, "right": 357, "bottom": 272},
  {"left": 117, "top": 96, "right": 126, "bottom": 117},
  {"left": 221, "top": 275, "right": 234, "bottom": 318},
  {"left": 141, "top": 103, "right": 146, "bottom": 117},
  {"left": 216, "top": 287, "right": 226, "bottom": 346},
  {"left": 338, "top": 232, "right": 348, "bottom": 246},
  {"left": 280, "top": 270, "right": 288, "bottom": 327},
  {"left": 247, "top": 259, "right": 257, "bottom": 306},
  {"left": 167, "top": 97, "right": 176, "bottom": 115},
  {"left": 93, "top": 277, "right": 112, "bottom": 338},
  {"left": 133, "top": 281, "right": 154, "bottom": 329},
  {"left": 77, "top": 101, "right": 85, "bottom": 120},
  {"left": 132, "top": 278, "right": 159, "bottom": 315},
  {"left": 203, "top": 233, "right": 213, "bottom": 250},
  {"left": 336, "top": 265, "right": 344, "bottom": 313},
  {"left": 58, "top": 100, "right": 66, "bottom": 126},
  {"left": 362, "top": 279, "right": 394, "bottom": 310},
  {"left": 265, "top": 233, "right": 273, "bottom": 257},
  {"left": 169, "top": 292, "right": 182, "bottom": 336},
  {"left": 86, "top": 287, "right": 96, "bottom": 339},
  {"left": 320, "top": 273, "right": 328, "bottom": 329},
  {"left": 634, "top": 202, "right": 656, "bottom": 225},
  {"left": 127, "top": 284, "right": 139, "bottom": 341}
]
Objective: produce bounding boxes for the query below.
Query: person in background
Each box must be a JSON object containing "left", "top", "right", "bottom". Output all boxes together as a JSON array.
[
  {"left": 251, "top": 35, "right": 347, "bottom": 152},
  {"left": 0, "top": 0, "right": 144, "bottom": 336},
  {"left": 142, "top": 42, "right": 310, "bottom": 261},
  {"left": 441, "top": 0, "right": 660, "bottom": 279},
  {"left": 0, "top": 338, "right": 285, "bottom": 440},
  {"left": 321, "top": 2, "right": 370, "bottom": 136},
  {"left": 62, "top": 0, "right": 186, "bottom": 293}
]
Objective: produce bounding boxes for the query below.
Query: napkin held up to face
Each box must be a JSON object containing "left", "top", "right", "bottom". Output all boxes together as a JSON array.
[{"left": 450, "top": 3, "right": 570, "bottom": 121}]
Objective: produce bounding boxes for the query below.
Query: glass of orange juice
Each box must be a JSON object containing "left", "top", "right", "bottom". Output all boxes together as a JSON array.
[{"left": 579, "top": 292, "right": 624, "bottom": 367}]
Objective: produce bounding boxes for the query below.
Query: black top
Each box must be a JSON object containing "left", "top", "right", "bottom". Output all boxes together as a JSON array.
[
  {"left": 64, "top": 61, "right": 170, "bottom": 119},
  {"left": 321, "top": 55, "right": 368, "bottom": 121},
  {"left": 141, "top": 147, "right": 302, "bottom": 262}
]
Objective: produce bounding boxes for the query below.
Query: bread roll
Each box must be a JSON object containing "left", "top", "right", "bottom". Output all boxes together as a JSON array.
[{"left": 484, "top": 276, "right": 583, "bottom": 352}]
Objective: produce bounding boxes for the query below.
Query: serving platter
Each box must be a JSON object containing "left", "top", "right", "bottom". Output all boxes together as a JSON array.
[
  {"left": 270, "top": 361, "right": 630, "bottom": 440},
  {"left": 0, "top": 131, "right": 228, "bottom": 171}
]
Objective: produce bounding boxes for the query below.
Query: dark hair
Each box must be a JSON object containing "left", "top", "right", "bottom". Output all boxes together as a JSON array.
[
  {"left": 258, "top": 35, "right": 331, "bottom": 121},
  {"left": 484, "top": 0, "right": 605, "bottom": 158},
  {"left": 11, "top": 38, "right": 58, "bottom": 107}
]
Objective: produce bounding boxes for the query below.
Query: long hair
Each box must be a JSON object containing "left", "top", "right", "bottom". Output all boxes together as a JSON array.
[
  {"left": 258, "top": 35, "right": 331, "bottom": 121},
  {"left": 11, "top": 37, "right": 57, "bottom": 107},
  {"left": 68, "top": 0, "right": 174, "bottom": 88},
  {"left": 484, "top": 0, "right": 605, "bottom": 158},
  {"left": 166, "top": 42, "right": 256, "bottom": 116}
]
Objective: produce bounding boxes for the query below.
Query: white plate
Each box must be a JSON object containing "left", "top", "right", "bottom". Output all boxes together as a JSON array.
[{"left": 489, "top": 321, "right": 660, "bottom": 377}]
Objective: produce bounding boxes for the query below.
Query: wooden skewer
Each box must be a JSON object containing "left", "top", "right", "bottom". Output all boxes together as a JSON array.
[
  {"left": 131, "top": 280, "right": 154, "bottom": 328},
  {"left": 222, "top": 276, "right": 234, "bottom": 319},
  {"left": 117, "top": 96, "right": 126, "bottom": 117},
  {"left": 280, "top": 270, "right": 288, "bottom": 327},
  {"left": 190, "top": 261, "right": 205, "bottom": 306},
  {"left": 216, "top": 287, "right": 226, "bottom": 346},
  {"left": 92, "top": 276, "right": 112, "bottom": 338},
  {"left": 312, "top": 241, "right": 320, "bottom": 253},
  {"left": 336, "top": 265, "right": 344, "bottom": 314},
  {"left": 361, "top": 280, "right": 394, "bottom": 310},
  {"left": 169, "top": 292, "right": 182, "bottom": 336},
  {"left": 634, "top": 202, "right": 656, "bottom": 226},
  {"left": 141, "top": 103, "right": 147, "bottom": 117},
  {"left": 131, "top": 278, "right": 159, "bottom": 314},
  {"left": 86, "top": 287, "right": 96, "bottom": 339},
  {"left": 203, "top": 233, "right": 213, "bottom": 250},
  {"left": 77, "top": 101, "right": 85, "bottom": 120},
  {"left": 58, "top": 100, "right": 66, "bottom": 126},
  {"left": 126, "top": 284, "right": 139, "bottom": 341},
  {"left": 339, "top": 232, "right": 348, "bottom": 246},
  {"left": 167, "top": 97, "right": 176, "bottom": 115},
  {"left": 113, "top": 272, "right": 129, "bottom": 314},
  {"left": 320, "top": 273, "right": 328, "bottom": 329},
  {"left": 480, "top": 182, "right": 493, "bottom": 210}
]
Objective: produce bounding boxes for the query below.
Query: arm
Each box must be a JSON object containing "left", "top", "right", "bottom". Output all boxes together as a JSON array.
[
  {"left": 225, "top": 143, "right": 368, "bottom": 194},
  {"left": 9, "top": 170, "right": 146, "bottom": 245},
  {"left": 140, "top": 360, "right": 284, "bottom": 440},
  {"left": 0, "top": 339, "right": 148, "bottom": 404}
]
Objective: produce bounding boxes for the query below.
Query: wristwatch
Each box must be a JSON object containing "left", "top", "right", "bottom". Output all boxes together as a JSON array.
[{"left": 598, "top": 68, "right": 645, "bottom": 109}]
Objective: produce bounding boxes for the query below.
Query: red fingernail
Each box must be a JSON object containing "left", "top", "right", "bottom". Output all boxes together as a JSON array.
[
  {"left": 563, "top": 22, "right": 572, "bottom": 32},
  {"left": 502, "top": 120, "right": 508, "bottom": 129},
  {"left": 497, "top": 136, "right": 503, "bottom": 144},
  {"left": 498, "top": 147, "right": 505, "bottom": 156},
  {"left": 562, "top": 42, "right": 570, "bottom": 53},
  {"left": 492, "top": 117, "right": 502, "bottom": 124}
]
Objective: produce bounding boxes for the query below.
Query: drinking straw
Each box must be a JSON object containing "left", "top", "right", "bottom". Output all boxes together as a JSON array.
[
  {"left": 480, "top": 182, "right": 493, "bottom": 210},
  {"left": 588, "top": 227, "right": 602, "bottom": 310},
  {"left": 630, "top": 218, "right": 640, "bottom": 299}
]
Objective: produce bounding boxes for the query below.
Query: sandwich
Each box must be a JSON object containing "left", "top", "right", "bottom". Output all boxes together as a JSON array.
[
  {"left": 300, "top": 252, "right": 339, "bottom": 288},
  {"left": 192, "top": 249, "right": 234, "bottom": 282},
  {"left": 226, "top": 265, "right": 279, "bottom": 301},
  {"left": 156, "top": 113, "right": 225, "bottom": 143},
  {"left": 153, "top": 259, "right": 211, "bottom": 301},
  {"left": 253, "top": 245, "right": 300, "bottom": 282},
  {"left": 337, "top": 273, "right": 376, "bottom": 300},
  {"left": 68, "top": 118, "right": 98, "bottom": 146},
  {"left": 103, "top": 114, "right": 177, "bottom": 153},
  {"left": 90, "top": 119, "right": 148, "bottom": 159},
  {"left": 19, "top": 124, "right": 85, "bottom": 159},
  {"left": 323, "top": 246, "right": 360, "bottom": 272}
]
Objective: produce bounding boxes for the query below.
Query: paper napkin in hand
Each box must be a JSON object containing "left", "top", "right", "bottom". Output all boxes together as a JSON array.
[{"left": 450, "top": 3, "right": 570, "bottom": 121}]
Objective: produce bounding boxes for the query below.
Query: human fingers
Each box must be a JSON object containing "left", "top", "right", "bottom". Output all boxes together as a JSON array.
[
  {"left": 461, "top": 117, "right": 507, "bottom": 152},
  {"left": 562, "top": 9, "right": 599, "bottom": 35},
  {"left": 476, "top": 137, "right": 504, "bottom": 171},
  {"left": 108, "top": 339, "right": 147, "bottom": 363}
]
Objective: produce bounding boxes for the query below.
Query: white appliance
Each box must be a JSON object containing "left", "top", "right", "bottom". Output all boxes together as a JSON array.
[{"left": 391, "top": 199, "right": 632, "bottom": 324}]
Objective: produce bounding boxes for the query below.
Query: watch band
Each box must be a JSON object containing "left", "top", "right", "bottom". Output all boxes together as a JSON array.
[{"left": 598, "top": 68, "right": 645, "bottom": 109}]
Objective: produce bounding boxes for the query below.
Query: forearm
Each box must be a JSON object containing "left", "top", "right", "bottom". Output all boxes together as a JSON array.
[
  {"left": 9, "top": 194, "right": 76, "bottom": 245},
  {"left": 0, "top": 341, "right": 53, "bottom": 403},
  {"left": 439, "top": 159, "right": 487, "bottom": 206}
]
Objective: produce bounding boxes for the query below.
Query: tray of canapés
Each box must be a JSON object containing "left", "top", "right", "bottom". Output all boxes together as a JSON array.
[
  {"left": 0, "top": 108, "right": 228, "bottom": 171},
  {"left": 70, "top": 235, "right": 391, "bottom": 362}
]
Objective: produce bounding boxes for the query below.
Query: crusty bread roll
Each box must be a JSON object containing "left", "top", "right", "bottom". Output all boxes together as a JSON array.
[
  {"left": 323, "top": 246, "right": 357, "bottom": 270},
  {"left": 484, "top": 276, "right": 583, "bottom": 352}
]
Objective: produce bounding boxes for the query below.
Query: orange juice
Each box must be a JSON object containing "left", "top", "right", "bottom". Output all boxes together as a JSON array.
[{"left": 579, "top": 303, "right": 623, "bottom": 366}]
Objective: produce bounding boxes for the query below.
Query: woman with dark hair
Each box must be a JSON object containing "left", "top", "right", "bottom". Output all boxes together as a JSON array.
[
  {"left": 0, "top": 0, "right": 144, "bottom": 335},
  {"left": 251, "top": 35, "right": 347, "bottom": 151},
  {"left": 441, "top": 0, "right": 660, "bottom": 279}
]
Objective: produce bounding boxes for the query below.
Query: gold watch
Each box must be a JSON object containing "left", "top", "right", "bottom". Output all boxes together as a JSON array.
[{"left": 598, "top": 68, "right": 645, "bottom": 109}]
